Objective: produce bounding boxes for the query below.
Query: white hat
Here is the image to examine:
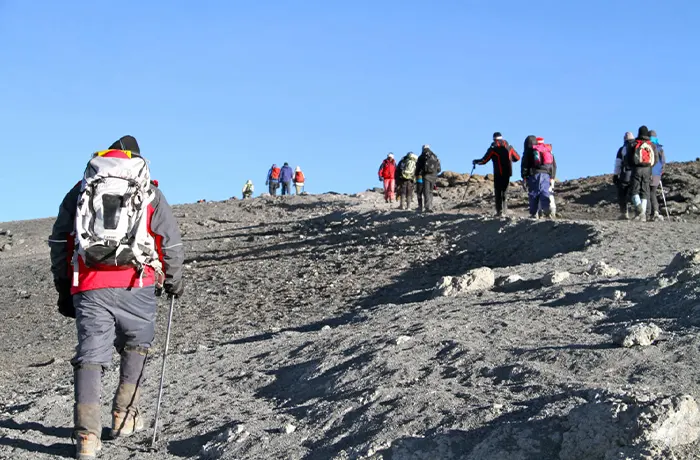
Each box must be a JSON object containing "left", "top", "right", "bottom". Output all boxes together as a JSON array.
[
  {"left": 388, "top": 153, "right": 394, "bottom": 159},
  {"left": 295, "top": 166, "right": 301, "bottom": 172}
]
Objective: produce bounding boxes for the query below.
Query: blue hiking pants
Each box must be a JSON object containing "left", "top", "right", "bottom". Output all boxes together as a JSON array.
[{"left": 527, "top": 173, "right": 551, "bottom": 216}]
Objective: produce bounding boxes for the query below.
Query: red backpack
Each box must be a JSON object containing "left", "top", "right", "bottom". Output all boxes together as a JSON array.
[
  {"left": 633, "top": 140, "right": 655, "bottom": 166},
  {"left": 295, "top": 171, "right": 305, "bottom": 183},
  {"left": 270, "top": 167, "right": 281, "bottom": 180},
  {"left": 532, "top": 144, "right": 554, "bottom": 167}
]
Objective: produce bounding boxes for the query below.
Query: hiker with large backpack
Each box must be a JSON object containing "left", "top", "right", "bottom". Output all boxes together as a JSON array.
[
  {"left": 293, "top": 166, "right": 305, "bottom": 195},
  {"left": 473, "top": 132, "right": 521, "bottom": 216},
  {"left": 613, "top": 132, "right": 636, "bottom": 219},
  {"left": 416, "top": 145, "right": 441, "bottom": 212},
  {"left": 521, "top": 136, "right": 557, "bottom": 218},
  {"left": 395, "top": 151, "right": 418, "bottom": 210},
  {"left": 625, "top": 125, "right": 658, "bottom": 221},
  {"left": 648, "top": 129, "right": 666, "bottom": 221},
  {"left": 242, "top": 180, "right": 254, "bottom": 199},
  {"left": 378, "top": 153, "right": 397, "bottom": 203},
  {"left": 266, "top": 164, "right": 281, "bottom": 196},
  {"left": 279, "top": 162, "right": 294, "bottom": 196},
  {"left": 48, "top": 136, "right": 185, "bottom": 459}
]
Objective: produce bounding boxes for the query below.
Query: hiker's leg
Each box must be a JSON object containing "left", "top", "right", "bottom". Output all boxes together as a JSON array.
[
  {"left": 527, "top": 175, "right": 539, "bottom": 216},
  {"left": 72, "top": 290, "right": 117, "bottom": 439},
  {"left": 111, "top": 287, "right": 156, "bottom": 438},
  {"left": 538, "top": 174, "right": 551, "bottom": 214},
  {"left": 617, "top": 183, "right": 628, "bottom": 213},
  {"left": 424, "top": 179, "right": 434, "bottom": 211},
  {"left": 389, "top": 179, "right": 396, "bottom": 201},
  {"left": 407, "top": 181, "right": 414, "bottom": 207},
  {"left": 494, "top": 183, "right": 503, "bottom": 214},
  {"left": 416, "top": 183, "right": 423, "bottom": 210}
]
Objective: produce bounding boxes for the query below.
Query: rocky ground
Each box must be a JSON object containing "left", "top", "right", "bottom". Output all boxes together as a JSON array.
[{"left": 2, "top": 163, "right": 700, "bottom": 459}]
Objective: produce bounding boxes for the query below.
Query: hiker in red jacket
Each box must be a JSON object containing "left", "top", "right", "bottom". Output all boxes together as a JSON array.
[
  {"left": 378, "top": 153, "right": 397, "bottom": 203},
  {"left": 48, "top": 135, "right": 184, "bottom": 459}
]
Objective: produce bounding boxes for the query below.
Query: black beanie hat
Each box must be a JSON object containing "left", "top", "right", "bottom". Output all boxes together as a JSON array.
[
  {"left": 637, "top": 125, "right": 650, "bottom": 139},
  {"left": 649, "top": 129, "right": 657, "bottom": 137},
  {"left": 493, "top": 132, "right": 502, "bottom": 139},
  {"left": 109, "top": 135, "right": 140, "bottom": 155}
]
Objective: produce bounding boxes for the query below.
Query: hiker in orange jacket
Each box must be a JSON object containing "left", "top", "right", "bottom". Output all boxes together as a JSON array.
[
  {"left": 378, "top": 153, "right": 397, "bottom": 203},
  {"left": 293, "top": 166, "right": 305, "bottom": 195}
]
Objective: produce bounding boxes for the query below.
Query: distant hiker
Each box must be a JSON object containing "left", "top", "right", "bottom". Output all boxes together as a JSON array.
[
  {"left": 48, "top": 136, "right": 185, "bottom": 459},
  {"left": 396, "top": 151, "right": 418, "bottom": 210},
  {"left": 648, "top": 130, "right": 666, "bottom": 221},
  {"left": 242, "top": 180, "right": 254, "bottom": 199},
  {"left": 473, "top": 132, "right": 521, "bottom": 216},
  {"left": 626, "top": 125, "right": 658, "bottom": 221},
  {"left": 279, "top": 162, "right": 294, "bottom": 196},
  {"left": 378, "top": 153, "right": 397, "bottom": 203},
  {"left": 522, "top": 136, "right": 557, "bottom": 218},
  {"left": 266, "top": 163, "right": 281, "bottom": 196},
  {"left": 613, "top": 132, "right": 636, "bottom": 219},
  {"left": 293, "top": 166, "right": 305, "bottom": 195},
  {"left": 416, "top": 145, "right": 441, "bottom": 212}
]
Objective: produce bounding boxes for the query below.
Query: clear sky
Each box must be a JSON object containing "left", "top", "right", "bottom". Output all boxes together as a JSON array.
[{"left": 1, "top": 0, "right": 697, "bottom": 221}]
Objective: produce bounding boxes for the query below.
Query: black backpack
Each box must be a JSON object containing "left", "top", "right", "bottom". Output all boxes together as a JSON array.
[{"left": 424, "top": 152, "right": 440, "bottom": 175}]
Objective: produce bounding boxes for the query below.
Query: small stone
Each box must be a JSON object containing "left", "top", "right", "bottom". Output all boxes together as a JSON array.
[
  {"left": 394, "top": 335, "right": 412, "bottom": 345},
  {"left": 614, "top": 323, "right": 662, "bottom": 348},
  {"left": 496, "top": 274, "right": 523, "bottom": 287},
  {"left": 1, "top": 244, "right": 12, "bottom": 252},
  {"left": 284, "top": 423, "right": 296, "bottom": 434},
  {"left": 612, "top": 290, "right": 626, "bottom": 301},
  {"left": 589, "top": 261, "right": 620, "bottom": 277},
  {"left": 321, "top": 325, "right": 332, "bottom": 331},
  {"left": 541, "top": 271, "right": 570, "bottom": 287}
]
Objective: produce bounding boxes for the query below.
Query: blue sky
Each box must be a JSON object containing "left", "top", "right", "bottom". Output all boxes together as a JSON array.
[{"left": 1, "top": 0, "right": 697, "bottom": 221}]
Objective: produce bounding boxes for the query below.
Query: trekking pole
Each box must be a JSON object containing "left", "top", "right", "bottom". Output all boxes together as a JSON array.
[
  {"left": 659, "top": 179, "right": 671, "bottom": 220},
  {"left": 461, "top": 165, "right": 477, "bottom": 202},
  {"left": 151, "top": 295, "right": 176, "bottom": 448}
]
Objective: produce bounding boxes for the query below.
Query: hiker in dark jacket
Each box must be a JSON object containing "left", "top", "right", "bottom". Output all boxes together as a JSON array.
[
  {"left": 473, "top": 132, "right": 520, "bottom": 216},
  {"left": 648, "top": 129, "right": 666, "bottom": 221},
  {"left": 626, "top": 125, "right": 658, "bottom": 221},
  {"left": 415, "top": 145, "right": 441, "bottom": 212},
  {"left": 279, "top": 162, "right": 294, "bottom": 196},
  {"left": 613, "top": 132, "right": 635, "bottom": 219},
  {"left": 522, "top": 136, "right": 557, "bottom": 218},
  {"left": 48, "top": 135, "right": 185, "bottom": 459}
]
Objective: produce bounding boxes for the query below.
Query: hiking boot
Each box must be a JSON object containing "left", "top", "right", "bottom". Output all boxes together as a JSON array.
[
  {"left": 75, "top": 432, "right": 102, "bottom": 459},
  {"left": 111, "top": 409, "right": 144, "bottom": 438},
  {"left": 618, "top": 211, "right": 629, "bottom": 220},
  {"left": 652, "top": 212, "right": 663, "bottom": 222}
]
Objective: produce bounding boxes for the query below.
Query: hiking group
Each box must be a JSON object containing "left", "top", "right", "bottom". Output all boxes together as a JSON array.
[
  {"left": 614, "top": 126, "right": 667, "bottom": 221},
  {"left": 379, "top": 145, "right": 442, "bottom": 212},
  {"left": 264, "top": 162, "right": 306, "bottom": 197},
  {"left": 49, "top": 135, "right": 185, "bottom": 459}
]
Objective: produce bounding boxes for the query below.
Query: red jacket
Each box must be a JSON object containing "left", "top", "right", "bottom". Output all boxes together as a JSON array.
[
  {"left": 49, "top": 153, "right": 184, "bottom": 294},
  {"left": 378, "top": 159, "right": 396, "bottom": 179}
]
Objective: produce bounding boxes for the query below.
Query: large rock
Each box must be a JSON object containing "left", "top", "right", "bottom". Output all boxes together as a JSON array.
[
  {"left": 434, "top": 267, "right": 495, "bottom": 297},
  {"left": 666, "top": 249, "right": 700, "bottom": 272},
  {"left": 560, "top": 393, "right": 700, "bottom": 460},
  {"left": 613, "top": 323, "right": 662, "bottom": 348},
  {"left": 541, "top": 271, "right": 571, "bottom": 287}
]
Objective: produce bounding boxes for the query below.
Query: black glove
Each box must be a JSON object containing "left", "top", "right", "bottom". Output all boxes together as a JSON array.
[
  {"left": 472, "top": 159, "right": 478, "bottom": 165},
  {"left": 55, "top": 279, "right": 76, "bottom": 318},
  {"left": 164, "top": 278, "right": 184, "bottom": 298},
  {"left": 613, "top": 175, "right": 619, "bottom": 185}
]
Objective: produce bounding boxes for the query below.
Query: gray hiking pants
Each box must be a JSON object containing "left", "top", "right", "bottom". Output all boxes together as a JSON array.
[
  {"left": 71, "top": 286, "right": 156, "bottom": 425},
  {"left": 422, "top": 177, "right": 436, "bottom": 211},
  {"left": 72, "top": 286, "right": 157, "bottom": 367}
]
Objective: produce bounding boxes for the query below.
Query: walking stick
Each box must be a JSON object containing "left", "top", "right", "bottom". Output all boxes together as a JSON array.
[
  {"left": 659, "top": 179, "right": 671, "bottom": 220},
  {"left": 461, "top": 165, "right": 477, "bottom": 202},
  {"left": 151, "top": 295, "right": 176, "bottom": 448}
]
